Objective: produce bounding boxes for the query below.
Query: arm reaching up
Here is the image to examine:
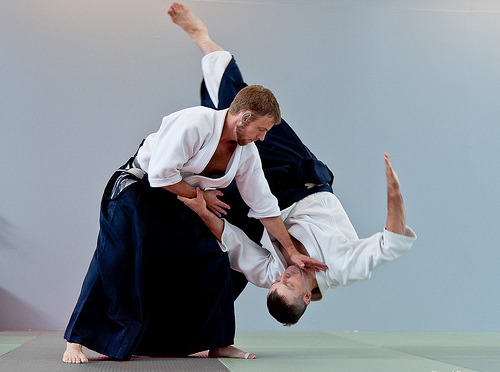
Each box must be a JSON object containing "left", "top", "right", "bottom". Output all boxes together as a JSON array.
[{"left": 384, "top": 153, "right": 406, "bottom": 235}]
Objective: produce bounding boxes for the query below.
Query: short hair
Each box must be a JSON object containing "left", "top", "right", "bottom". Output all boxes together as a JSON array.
[
  {"left": 267, "top": 289, "right": 307, "bottom": 326},
  {"left": 228, "top": 85, "right": 281, "bottom": 125}
]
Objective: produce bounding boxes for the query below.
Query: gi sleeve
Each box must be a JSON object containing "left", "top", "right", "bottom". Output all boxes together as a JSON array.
[
  {"left": 147, "top": 108, "right": 211, "bottom": 188},
  {"left": 338, "top": 226, "right": 417, "bottom": 286},
  {"left": 235, "top": 144, "right": 281, "bottom": 219},
  {"left": 218, "top": 220, "right": 285, "bottom": 288}
]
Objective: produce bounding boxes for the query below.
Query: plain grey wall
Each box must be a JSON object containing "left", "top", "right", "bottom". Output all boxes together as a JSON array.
[{"left": 1, "top": 0, "right": 499, "bottom": 332}]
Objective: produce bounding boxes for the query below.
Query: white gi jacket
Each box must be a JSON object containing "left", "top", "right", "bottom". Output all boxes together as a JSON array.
[
  {"left": 218, "top": 192, "right": 417, "bottom": 301},
  {"left": 136, "top": 106, "right": 280, "bottom": 219}
]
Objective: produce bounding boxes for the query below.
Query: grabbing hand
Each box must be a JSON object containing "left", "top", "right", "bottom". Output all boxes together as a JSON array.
[
  {"left": 289, "top": 251, "right": 328, "bottom": 272},
  {"left": 177, "top": 188, "right": 208, "bottom": 216},
  {"left": 203, "top": 189, "right": 230, "bottom": 217}
]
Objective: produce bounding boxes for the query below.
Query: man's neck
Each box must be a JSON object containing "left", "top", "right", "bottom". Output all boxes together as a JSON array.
[
  {"left": 291, "top": 236, "right": 310, "bottom": 257},
  {"left": 221, "top": 112, "right": 238, "bottom": 144}
]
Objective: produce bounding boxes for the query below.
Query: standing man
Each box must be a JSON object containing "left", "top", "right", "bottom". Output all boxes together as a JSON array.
[{"left": 62, "top": 30, "right": 326, "bottom": 363}]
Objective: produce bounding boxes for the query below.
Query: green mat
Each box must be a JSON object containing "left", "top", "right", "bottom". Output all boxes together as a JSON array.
[
  {"left": 1, "top": 331, "right": 499, "bottom": 372},
  {"left": 0, "top": 332, "right": 39, "bottom": 358},
  {"left": 220, "top": 332, "right": 500, "bottom": 372}
]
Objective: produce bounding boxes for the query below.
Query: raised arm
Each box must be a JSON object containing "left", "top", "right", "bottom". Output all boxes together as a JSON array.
[
  {"left": 384, "top": 153, "right": 406, "bottom": 235},
  {"left": 333, "top": 154, "right": 416, "bottom": 286}
]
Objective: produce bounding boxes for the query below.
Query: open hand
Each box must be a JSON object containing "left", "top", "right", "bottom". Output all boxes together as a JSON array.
[
  {"left": 385, "top": 153, "right": 401, "bottom": 195},
  {"left": 290, "top": 251, "right": 328, "bottom": 272},
  {"left": 203, "top": 189, "right": 230, "bottom": 217}
]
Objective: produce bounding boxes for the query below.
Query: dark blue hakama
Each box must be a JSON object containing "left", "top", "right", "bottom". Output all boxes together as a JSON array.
[{"left": 64, "top": 163, "right": 235, "bottom": 360}]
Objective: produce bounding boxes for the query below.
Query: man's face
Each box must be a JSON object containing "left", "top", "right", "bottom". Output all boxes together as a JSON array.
[
  {"left": 236, "top": 115, "right": 275, "bottom": 145},
  {"left": 268, "top": 265, "right": 310, "bottom": 306}
]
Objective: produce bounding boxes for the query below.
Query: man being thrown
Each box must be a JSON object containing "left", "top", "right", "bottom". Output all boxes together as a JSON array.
[
  {"left": 181, "top": 154, "right": 415, "bottom": 325},
  {"left": 62, "top": 11, "right": 327, "bottom": 364},
  {"left": 170, "top": 2, "right": 416, "bottom": 325}
]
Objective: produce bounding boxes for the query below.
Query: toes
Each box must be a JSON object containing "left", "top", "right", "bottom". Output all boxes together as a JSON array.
[{"left": 62, "top": 354, "right": 88, "bottom": 363}]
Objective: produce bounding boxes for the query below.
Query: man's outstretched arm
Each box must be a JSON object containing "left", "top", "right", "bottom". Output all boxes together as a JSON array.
[
  {"left": 384, "top": 153, "right": 406, "bottom": 235},
  {"left": 178, "top": 188, "right": 225, "bottom": 241},
  {"left": 178, "top": 188, "right": 286, "bottom": 288},
  {"left": 334, "top": 154, "right": 415, "bottom": 286}
]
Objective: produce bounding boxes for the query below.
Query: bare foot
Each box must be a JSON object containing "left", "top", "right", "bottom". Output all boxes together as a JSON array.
[
  {"left": 168, "top": 2, "right": 208, "bottom": 39},
  {"left": 167, "top": 2, "right": 223, "bottom": 54},
  {"left": 62, "top": 342, "right": 88, "bottom": 363},
  {"left": 209, "top": 345, "right": 257, "bottom": 359}
]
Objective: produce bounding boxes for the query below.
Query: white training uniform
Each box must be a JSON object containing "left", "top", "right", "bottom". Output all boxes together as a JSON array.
[
  {"left": 136, "top": 106, "right": 280, "bottom": 219},
  {"left": 219, "top": 192, "right": 416, "bottom": 300}
]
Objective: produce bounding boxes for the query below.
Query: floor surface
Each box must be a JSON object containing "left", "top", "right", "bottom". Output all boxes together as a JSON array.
[{"left": 1, "top": 331, "right": 498, "bottom": 372}]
